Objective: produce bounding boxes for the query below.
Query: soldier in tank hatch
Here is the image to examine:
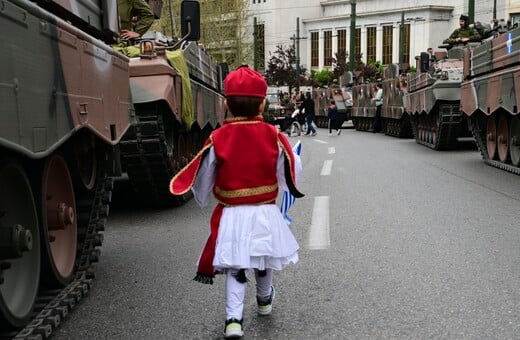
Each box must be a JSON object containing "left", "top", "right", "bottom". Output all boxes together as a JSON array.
[
  {"left": 443, "top": 14, "right": 481, "bottom": 45},
  {"left": 118, "top": 0, "right": 155, "bottom": 40}
]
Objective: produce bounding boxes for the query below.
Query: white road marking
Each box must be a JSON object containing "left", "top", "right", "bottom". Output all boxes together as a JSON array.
[
  {"left": 308, "top": 196, "right": 330, "bottom": 250},
  {"left": 328, "top": 147, "right": 335, "bottom": 154},
  {"left": 321, "top": 160, "right": 333, "bottom": 176}
]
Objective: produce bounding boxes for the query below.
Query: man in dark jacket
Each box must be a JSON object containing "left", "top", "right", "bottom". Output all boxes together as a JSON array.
[{"left": 299, "top": 92, "right": 317, "bottom": 136}]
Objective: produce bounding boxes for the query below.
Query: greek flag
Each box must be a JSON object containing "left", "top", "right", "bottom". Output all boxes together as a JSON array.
[{"left": 280, "top": 140, "right": 302, "bottom": 224}]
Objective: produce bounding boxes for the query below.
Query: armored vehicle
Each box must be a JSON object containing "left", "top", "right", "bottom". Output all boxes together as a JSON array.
[
  {"left": 118, "top": 6, "right": 227, "bottom": 207},
  {"left": 312, "top": 87, "right": 353, "bottom": 129},
  {"left": 460, "top": 26, "right": 520, "bottom": 175},
  {"left": 1, "top": 0, "right": 129, "bottom": 335},
  {"left": 351, "top": 82, "right": 377, "bottom": 131},
  {"left": 381, "top": 64, "right": 413, "bottom": 138},
  {"left": 404, "top": 46, "right": 473, "bottom": 149}
]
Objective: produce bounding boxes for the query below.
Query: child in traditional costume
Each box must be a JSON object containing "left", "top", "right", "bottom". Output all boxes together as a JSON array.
[{"left": 169, "top": 65, "right": 304, "bottom": 338}]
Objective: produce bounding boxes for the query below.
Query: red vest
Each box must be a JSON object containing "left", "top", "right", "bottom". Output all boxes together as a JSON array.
[{"left": 211, "top": 117, "right": 280, "bottom": 205}]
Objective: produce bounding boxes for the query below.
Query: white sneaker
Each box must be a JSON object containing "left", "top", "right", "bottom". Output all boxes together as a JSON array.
[
  {"left": 257, "top": 286, "right": 275, "bottom": 316},
  {"left": 337, "top": 129, "right": 341, "bottom": 135},
  {"left": 328, "top": 133, "right": 333, "bottom": 136},
  {"left": 311, "top": 132, "right": 317, "bottom": 136}
]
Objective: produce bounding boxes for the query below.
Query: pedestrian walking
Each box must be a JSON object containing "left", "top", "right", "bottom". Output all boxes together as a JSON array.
[
  {"left": 327, "top": 100, "right": 341, "bottom": 136},
  {"left": 299, "top": 92, "right": 317, "bottom": 136},
  {"left": 371, "top": 83, "right": 383, "bottom": 133},
  {"left": 169, "top": 66, "right": 304, "bottom": 339}
]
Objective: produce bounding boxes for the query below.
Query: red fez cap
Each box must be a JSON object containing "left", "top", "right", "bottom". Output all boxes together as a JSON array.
[{"left": 224, "top": 65, "right": 267, "bottom": 98}]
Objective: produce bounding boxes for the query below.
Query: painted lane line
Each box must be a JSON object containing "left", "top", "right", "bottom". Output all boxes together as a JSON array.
[
  {"left": 321, "top": 160, "right": 333, "bottom": 176},
  {"left": 308, "top": 196, "right": 330, "bottom": 250},
  {"left": 328, "top": 147, "right": 335, "bottom": 154}
]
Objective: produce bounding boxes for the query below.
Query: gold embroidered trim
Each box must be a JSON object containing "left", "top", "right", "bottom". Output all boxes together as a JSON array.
[{"left": 214, "top": 183, "right": 278, "bottom": 198}]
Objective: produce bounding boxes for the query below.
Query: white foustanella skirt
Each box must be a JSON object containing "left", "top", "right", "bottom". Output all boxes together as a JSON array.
[{"left": 209, "top": 204, "right": 299, "bottom": 271}]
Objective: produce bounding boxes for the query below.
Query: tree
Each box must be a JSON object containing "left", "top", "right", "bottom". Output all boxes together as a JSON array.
[
  {"left": 264, "top": 44, "right": 307, "bottom": 93},
  {"left": 150, "top": 0, "right": 251, "bottom": 69}
]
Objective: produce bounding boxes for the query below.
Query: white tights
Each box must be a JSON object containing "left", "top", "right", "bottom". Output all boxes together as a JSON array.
[{"left": 225, "top": 269, "right": 273, "bottom": 320}]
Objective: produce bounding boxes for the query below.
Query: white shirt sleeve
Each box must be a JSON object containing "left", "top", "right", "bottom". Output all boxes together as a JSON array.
[
  {"left": 277, "top": 144, "right": 303, "bottom": 191},
  {"left": 192, "top": 147, "right": 217, "bottom": 208}
]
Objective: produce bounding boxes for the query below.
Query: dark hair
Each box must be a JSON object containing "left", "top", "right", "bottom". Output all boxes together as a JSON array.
[
  {"left": 460, "top": 14, "right": 469, "bottom": 27},
  {"left": 226, "top": 96, "right": 264, "bottom": 117}
]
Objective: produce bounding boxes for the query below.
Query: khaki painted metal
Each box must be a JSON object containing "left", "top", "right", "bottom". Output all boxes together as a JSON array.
[
  {"left": 382, "top": 64, "right": 406, "bottom": 120},
  {"left": 461, "top": 26, "right": 520, "bottom": 117},
  {"left": 352, "top": 83, "right": 377, "bottom": 118},
  {"left": 0, "top": 0, "right": 131, "bottom": 158}
]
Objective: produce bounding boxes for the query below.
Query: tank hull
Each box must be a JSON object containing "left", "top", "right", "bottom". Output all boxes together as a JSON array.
[
  {"left": 1, "top": 0, "right": 129, "bottom": 335},
  {"left": 404, "top": 52, "right": 472, "bottom": 150},
  {"left": 460, "top": 27, "right": 520, "bottom": 175}
]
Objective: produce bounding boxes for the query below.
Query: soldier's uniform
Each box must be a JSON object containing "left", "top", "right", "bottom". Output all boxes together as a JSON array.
[{"left": 117, "top": 0, "right": 154, "bottom": 37}]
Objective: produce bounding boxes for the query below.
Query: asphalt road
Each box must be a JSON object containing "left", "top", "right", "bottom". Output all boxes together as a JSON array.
[{"left": 53, "top": 127, "right": 520, "bottom": 339}]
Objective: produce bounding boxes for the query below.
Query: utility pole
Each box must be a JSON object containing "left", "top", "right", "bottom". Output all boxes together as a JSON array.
[
  {"left": 253, "top": 17, "right": 258, "bottom": 71},
  {"left": 493, "top": 0, "right": 497, "bottom": 20},
  {"left": 349, "top": 0, "right": 356, "bottom": 72},
  {"left": 399, "top": 11, "right": 404, "bottom": 68},
  {"left": 290, "top": 17, "right": 306, "bottom": 93},
  {"left": 296, "top": 17, "right": 300, "bottom": 93},
  {"left": 468, "top": 0, "right": 475, "bottom": 24}
]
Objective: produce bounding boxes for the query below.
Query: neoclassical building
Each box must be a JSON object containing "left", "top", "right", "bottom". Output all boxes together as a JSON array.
[{"left": 248, "top": 0, "right": 518, "bottom": 72}]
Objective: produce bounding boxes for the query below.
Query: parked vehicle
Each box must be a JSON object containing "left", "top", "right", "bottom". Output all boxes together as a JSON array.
[
  {"left": 0, "top": 0, "right": 127, "bottom": 333},
  {"left": 404, "top": 45, "right": 474, "bottom": 149},
  {"left": 460, "top": 25, "right": 520, "bottom": 175},
  {"left": 381, "top": 64, "right": 413, "bottom": 138}
]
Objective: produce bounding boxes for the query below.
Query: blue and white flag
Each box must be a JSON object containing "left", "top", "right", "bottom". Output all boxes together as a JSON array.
[{"left": 280, "top": 140, "right": 302, "bottom": 224}]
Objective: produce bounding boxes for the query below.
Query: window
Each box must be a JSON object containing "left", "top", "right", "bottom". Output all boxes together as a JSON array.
[
  {"left": 256, "top": 23, "right": 265, "bottom": 70},
  {"left": 337, "top": 29, "right": 346, "bottom": 54},
  {"left": 382, "top": 25, "right": 393, "bottom": 65},
  {"left": 366, "top": 26, "right": 376, "bottom": 63},
  {"left": 324, "top": 31, "right": 332, "bottom": 66},
  {"left": 355, "top": 28, "right": 361, "bottom": 60},
  {"left": 311, "top": 31, "right": 319, "bottom": 67},
  {"left": 400, "top": 24, "right": 410, "bottom": 66}
]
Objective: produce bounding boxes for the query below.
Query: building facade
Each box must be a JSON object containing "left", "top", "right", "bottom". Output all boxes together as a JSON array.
[{"left": 248, "top": 0, "right": 515, "bottom": 73}]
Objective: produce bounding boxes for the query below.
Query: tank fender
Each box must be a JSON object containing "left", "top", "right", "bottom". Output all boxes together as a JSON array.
[{"left": 129, "top": 75, "right": 182, "bottom": 123}]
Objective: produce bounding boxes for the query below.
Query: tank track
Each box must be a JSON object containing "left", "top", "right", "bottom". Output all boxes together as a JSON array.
[
  {"left": 119, "top": 104, "right": 189, "bottom": 207},
  {"left": 382, "top": 116, "right": 413, "bottom": 138},
  {"left": 469, "top": 117, "right": 520, "bottom": 176},
  {"left": 410, "top": 104, "right": 467, "bottom": 150},
  {"left": 0, "top": 176, "right": 112, "bottom": 340}
]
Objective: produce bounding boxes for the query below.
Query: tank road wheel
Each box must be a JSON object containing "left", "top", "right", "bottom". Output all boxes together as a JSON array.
[
  {"left": 510, "top": 117, "right": 520, "bottom": 166},
  {"left": 74, "top": 130, "right": 97, "bottom": 190},
  {"left": 486, "top": 116, "right": 497, "bottom": 160},
  {"left": 497, "top": 115, "right": 510, "bottom": 163},
  {"left": 0, "top": 162, "right": 40, "bottom": 328},
  {"left": 41, "top": 154, "right": 77, "bottom": 285}
]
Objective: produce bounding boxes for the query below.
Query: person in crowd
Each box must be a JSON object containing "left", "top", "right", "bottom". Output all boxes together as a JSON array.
[
  {"left": 327, "top": 100, "right": 340, "bottom": 136},
  {"left": 118, "top": 0, "right": 155, "bottom": 40},
  {"left": 443, "top": 14, "right": 481, "bottom": 45},
  {"left": 169, "top": 65, "right": 304, "bottom": 339},
  {"left": 299, "top": 92, "right": 317, "bottom": 136},
  {"left": 371, "top": 83, "right": 383, "bottom": 133}
]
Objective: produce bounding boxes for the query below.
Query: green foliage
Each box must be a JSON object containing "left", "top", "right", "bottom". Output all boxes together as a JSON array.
[
  {"left": 264, "top": 44, "right": 308, "bottom": 92},
  {"left": 310, "top": 69, "right": 334, "bottom": 88}
]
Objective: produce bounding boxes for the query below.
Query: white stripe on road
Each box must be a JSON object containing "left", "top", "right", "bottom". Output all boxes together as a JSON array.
[
  {"left": 320, "top": 160, "right": 333, "bottom": 176},
  {"left": 308, "top": 196, "right": 330, "bottom": 250},
  {"left": 328, "top": 147, "right": 335, "bottom": 154}
]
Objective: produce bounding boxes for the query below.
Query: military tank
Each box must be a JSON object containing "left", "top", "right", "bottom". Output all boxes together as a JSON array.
[
  {"left": 460, "top": 25, "right": 520, "bottom": 175},
  {"left": 0, "top": 0, "right": 129, "bottom": 336},
  {"left": 381, "top": 64, "right": 413, "bottom": 138},
  {"left": 404, "top": 45, "right": 473, "bottom": 149},
  {"left": 313, "top": 86, "right": 353, "bottom": 129},
  {"left": 351, "top": 81, "right": 377, "bottom": 131},
  {"left": 118, "top": 3, "right": 228, "bottom": 207}
]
